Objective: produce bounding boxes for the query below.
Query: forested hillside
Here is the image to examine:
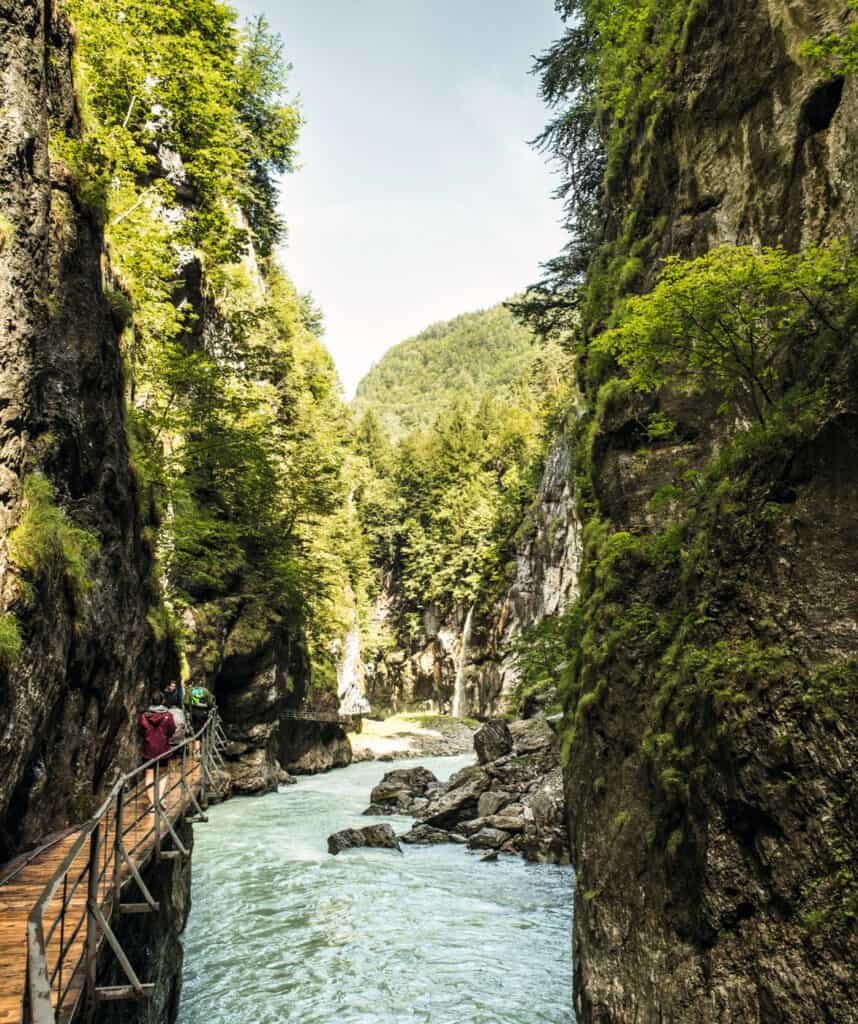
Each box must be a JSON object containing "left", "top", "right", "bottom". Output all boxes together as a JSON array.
[
  {"left": 353, "top": 304, "right": 543, "bottom": 439},
  {"left": 346, "top": 301, "right": 573, "bottom": 716}
]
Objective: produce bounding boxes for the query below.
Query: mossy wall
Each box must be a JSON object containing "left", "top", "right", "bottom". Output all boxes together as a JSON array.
[{"left": 544, "top": 0, "right": 858, "bottom": 1019}]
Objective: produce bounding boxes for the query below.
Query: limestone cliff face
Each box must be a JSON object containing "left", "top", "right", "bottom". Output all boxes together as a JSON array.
[
  {"left": 0, "top": 1, "right": 174, "bottom": 860},
  {"left": 567, "top": 2, "right": 858, "bottom": 1021},
  {"left": 470, "top": 432, "right": 582, "bottom": 712},
  {"left": 183, "top": 602, "right": 352, "bottom": 787},
  {"left": 364, "top": 431, "right": 582, "bottom": 717},
  {"left": 624, "top": 2, "right": 858, "bottom": 267}
]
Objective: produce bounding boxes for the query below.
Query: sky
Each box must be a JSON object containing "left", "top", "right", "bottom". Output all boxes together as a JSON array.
[{"left": 231, "top": 0, "right": 567, "bottom": 396}]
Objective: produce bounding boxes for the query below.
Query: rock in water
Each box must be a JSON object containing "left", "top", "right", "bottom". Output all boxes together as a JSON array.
[
  {"left": 474, "top": 718, "right": 513, "bottom": 764},
  {"left": 520, "top": 767, "right": 568, "bottom": 863},
  {"left": 400, "top": 824, "right": 451, "bottom": 845},
  {"left": 467, "top": 827, "right": 511, "bottom": 851},
  {"left": 327, "top": 824, "right": 401, "bottom": 855},
  {"left": 367, "top": 766, "right": 440, "bottom": 814},
  {"left": 420, "top": 765, "right": 491, "bottom": 829}
]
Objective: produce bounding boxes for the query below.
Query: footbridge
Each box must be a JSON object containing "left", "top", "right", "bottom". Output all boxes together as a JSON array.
[
  {"left": 0, "top": 713, "right": 228, "bottom": 1024},
  {"left": 280, "top": 708, "right": 363, "bottom": 726}
]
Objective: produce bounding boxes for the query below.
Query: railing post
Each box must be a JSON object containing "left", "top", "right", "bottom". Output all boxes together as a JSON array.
[
  {"left": 113, "top": 784, "right": 125, "bottom": 909},
  {"left": 26, "top": 915, "right": 54, "bottom": 1024},
  {"left": 85, "top": 822, "right": 102, "bottom": 1008},
  {"left": 57, "top": 873, "right": 68, "bottom": 1011},
  {"left": 200, "top": 723, "right": 208, "bottom": 810},
  {"left": 154, "top": 760, "right": 162, "bottom": 860}
]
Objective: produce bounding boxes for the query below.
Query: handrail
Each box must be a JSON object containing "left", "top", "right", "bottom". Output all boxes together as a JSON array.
[
  {"left": 280, "top": 708, "right": 362, "bottom": 724},
  {"left": 24, "top": 710, "right": 225, "bottom": 1024}
]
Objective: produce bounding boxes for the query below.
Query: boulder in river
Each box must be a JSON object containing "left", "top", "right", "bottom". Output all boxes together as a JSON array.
[
  {"left": 327, "top": 824, "right": 401, "bottom": 855},
  {"left": 419, "top": 765, "right": 490, "bottom": 829},
  {"left": 474, "top": 718, "right": 513, "bottom": 764},
  {"left": 477, "top": 790, "right": 510, "bottom": 817},
  {"left": 519, "top": 767, "right": 569, "bottom": 864},
  {"left": 400, "top": 824, "right": 451, "bottom": 845},
  {"left": 467, "top": 827, "right": 511, "bottom": 851},
  {"left": 366, "top": 766, "right": 440, "bottom": 815},
  {"left": 483, "top": 814, "right": 526, "bottom": 833}
]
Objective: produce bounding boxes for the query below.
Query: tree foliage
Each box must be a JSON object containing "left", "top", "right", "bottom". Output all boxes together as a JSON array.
[
  {"left": 352, "top": 323, "right": 573, "bottom": 618},
  {"left": 518, "top": 0, "right": 701, "bottom": 337},
  {"left": 60, "top": 0, "right": 357, "bottom": 693},
  {"left": 596, "top": 243, "right": 858, "bottom": 424},
  {"left": 64, "top": 0, "right": 298, "bottom": 257},
  {"left": 353, "top": 305, "right": 542, "bottom": 439}
]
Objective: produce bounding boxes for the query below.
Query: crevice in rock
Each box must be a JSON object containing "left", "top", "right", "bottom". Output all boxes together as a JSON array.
[{"left": 801, "top": 77, "right": 845, "bottom": 136}]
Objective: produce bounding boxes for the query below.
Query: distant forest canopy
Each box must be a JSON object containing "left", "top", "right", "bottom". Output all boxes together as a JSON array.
[
  {"left": 352, "top": 304, "right": 542, "bottom": 440},
  {"left": 349, "top": 304, "right": 573, "bottom": 621}
]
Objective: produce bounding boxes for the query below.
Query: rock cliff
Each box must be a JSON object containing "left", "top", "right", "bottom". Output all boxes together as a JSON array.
[
  {"left": 364, "top": 431, "right": 582, "bottom": 718},
  {"left": 562, "top": 2, "right": 858, "bottom": 1020},
  {"left": 184, "top": 602, "right": 352, "bottom": 787},
  {"left": 0, "top": 0, "right": 174, "bottom": 861}
]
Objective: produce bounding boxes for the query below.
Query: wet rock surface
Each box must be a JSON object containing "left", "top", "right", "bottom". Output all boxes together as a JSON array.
[
  {"left": 364, "top": 766, "right": 440, "bottom": 815},
  {"left": 399, "top": 823, "right": 451, "bottom": 845},
  {"left": 473, "top": 718, "right": 513, "bottom": 764},
  {"left": 420, "top": 764, "right": 491, "bottom": 830},
  {"left": 362, "top": 716, "right": 569, "bottom": 864},
  {"left": 427, "top": 717, "right": 569, "bottom": 863},
  {"left": 327, "top": 823, "right": 401, "bottom": 855}
]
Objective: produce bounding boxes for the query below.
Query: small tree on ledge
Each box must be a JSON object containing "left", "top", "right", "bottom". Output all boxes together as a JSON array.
[{"left": 594, "top": 241, "right": 858, "bottom": 426}]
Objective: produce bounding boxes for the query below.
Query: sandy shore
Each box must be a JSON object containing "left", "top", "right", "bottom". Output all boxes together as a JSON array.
[{"left": 349, "top": 713, "right": 477, "bottom": 761}]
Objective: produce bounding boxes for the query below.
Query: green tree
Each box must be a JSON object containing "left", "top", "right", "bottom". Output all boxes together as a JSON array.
[
  {"left": 353, "top": 304, "right": 540, "bottom": 438},
  {"left": 595, "top": 243, "right": 858, "bottom": 425},
  {"left": 801, "top": 1, "right": 858, "bottom": 77}
]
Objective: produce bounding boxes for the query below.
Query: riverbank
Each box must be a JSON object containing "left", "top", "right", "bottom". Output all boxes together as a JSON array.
[{"left": 349, "top": 713, "right": 477, "bottom": 761}]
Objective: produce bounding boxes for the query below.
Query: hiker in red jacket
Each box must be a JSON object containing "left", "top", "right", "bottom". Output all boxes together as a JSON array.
[{"left": 138, "top": 690, "right": 175, "bottom": 815}]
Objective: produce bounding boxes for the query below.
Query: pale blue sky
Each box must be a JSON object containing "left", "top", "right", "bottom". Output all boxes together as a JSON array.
[{"left": 231, "top": 0, "right": 565, "bottom": 395}]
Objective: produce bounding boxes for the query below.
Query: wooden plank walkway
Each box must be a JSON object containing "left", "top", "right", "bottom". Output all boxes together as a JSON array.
[{"left": 0, "top": 760, "right": 203, "bottom": 1024}]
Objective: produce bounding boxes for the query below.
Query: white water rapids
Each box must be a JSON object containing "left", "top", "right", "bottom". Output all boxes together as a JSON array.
[{"left": 178, "top": 754, "right": 575, "bottom": 1023}]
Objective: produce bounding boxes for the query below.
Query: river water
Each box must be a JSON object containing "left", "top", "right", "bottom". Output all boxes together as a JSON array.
[{"left": 178, "top": 755, "right": 575, "bottom": 1024}]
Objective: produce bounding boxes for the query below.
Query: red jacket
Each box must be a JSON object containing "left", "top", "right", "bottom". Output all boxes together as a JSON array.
[{"left": 138, "top": 706, "right": 176, "bottom": 761}]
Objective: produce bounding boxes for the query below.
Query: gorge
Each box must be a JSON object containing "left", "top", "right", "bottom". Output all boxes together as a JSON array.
[{"left": 1, "top": 0, "right": 857, "bottom": 1022}]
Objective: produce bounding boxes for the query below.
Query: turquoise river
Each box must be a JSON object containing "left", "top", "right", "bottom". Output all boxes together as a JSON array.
[{"left": 178, "top": 754, "right": 575, "bottom": 1024}]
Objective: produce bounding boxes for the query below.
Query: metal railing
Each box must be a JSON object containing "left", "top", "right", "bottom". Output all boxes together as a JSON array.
[
  {"left": 280, "top": 708, "right": 362, "bottom": 724},
  {"left": 23, "top": 711, "right": 228, "bottom": 1024}
]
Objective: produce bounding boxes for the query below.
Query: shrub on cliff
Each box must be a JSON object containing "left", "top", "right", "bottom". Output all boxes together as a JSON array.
[
  {"left": 8, "top": 474, "right": 99, "bottom": 611},
  {"left": 801, "top": 0, "right": 858, "bottom": 77},
  {"left": 594, "top": 242, "right": 858, "bottom": 425}
]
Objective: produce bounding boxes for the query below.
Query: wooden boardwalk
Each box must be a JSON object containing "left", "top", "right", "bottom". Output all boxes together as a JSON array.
[{"left": 0, "top": 749, "right": 209, "bottom": 1024}]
